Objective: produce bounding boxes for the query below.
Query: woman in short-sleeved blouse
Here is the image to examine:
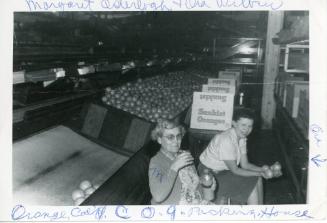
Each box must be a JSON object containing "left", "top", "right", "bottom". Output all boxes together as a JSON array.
[{"left": 199, "top": 108, "right": 273, "bottom": 204}]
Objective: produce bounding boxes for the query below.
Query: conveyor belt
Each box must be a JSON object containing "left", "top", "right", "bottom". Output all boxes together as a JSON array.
[{"left": 13, "top": 125, "right": 129, "bottom": 205}]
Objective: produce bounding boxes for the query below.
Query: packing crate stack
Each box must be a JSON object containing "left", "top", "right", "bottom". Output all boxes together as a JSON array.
[
  {"left": 190, "top": 69, "right": 240, "bottom": 132},
  {"left": 188, "top": 68, "right": 241, "bottom": 166},
  {"left": 295, "top": 90, "right": 309, "bottom": 139},
  {"left": 285, "top": 81, "right": 309, "bottom": 118},
  {"left": 275, "top": 72, "right": 305, "bottom": 103},
  {"left": 274, "top": 72, "right": 309, "bottom": 139}
]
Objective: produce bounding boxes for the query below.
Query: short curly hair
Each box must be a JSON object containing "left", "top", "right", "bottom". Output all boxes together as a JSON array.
[
  {"left": 232, "top": 107, "right": 255, "bottom": 122},
  {"left": 151, "top": 119, "right": 186, "bottom": 141}
]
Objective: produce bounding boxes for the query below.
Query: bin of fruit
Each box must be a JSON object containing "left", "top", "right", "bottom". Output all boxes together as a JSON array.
[{"left": 102, "top": 71, "right": 205, "bottom": 123}]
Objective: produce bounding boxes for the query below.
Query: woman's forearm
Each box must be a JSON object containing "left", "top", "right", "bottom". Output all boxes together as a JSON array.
[
  {"left": 231, "top": 167, "right": 262, "bottom": 177},
  {"left": 242, "top": 163, "right": 264, "bottom": 172}
]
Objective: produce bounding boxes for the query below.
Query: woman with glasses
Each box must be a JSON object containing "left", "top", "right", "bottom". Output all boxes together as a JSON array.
[{"left": 148, "top": 119, "right": 216, "bottom": 205}]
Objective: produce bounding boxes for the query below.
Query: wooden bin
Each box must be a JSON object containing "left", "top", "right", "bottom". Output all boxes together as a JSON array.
[{"left": 81, "top": 102, "right": 190, "bottom": 156}]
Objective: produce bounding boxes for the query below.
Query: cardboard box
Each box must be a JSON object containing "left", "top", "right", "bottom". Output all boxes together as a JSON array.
[
  {"left": 285, "top": 81, "right": 309, "bottom": 118},
  {"left": 25, "top": 69, "right": 56, "bottom": 83},
  {"left": 202, "top": 84, "right": 236, "bottom": 94},
  {"left": 78, "top": 65, "right": 96, "bottom": 75},
  {"left": 207, "top": 78, "right": 236, "bottom": 87},
  {"left": 190, "top": 92, "right": 234, "bottom": 131},
  {"left": 219, "top": 70, "right": 241, "bottom": 92},
  {"left": 225, "top": 67, "right": 243, "bottom": 81},
  {"left": 295, "top": 90, "right": 309, "bottom": 139},
  {"left": 277, "top": 72, "right": 305, "bottom": 101},
  {"left": 13, "top": 70, "right": 25, "bottom": 84},
  {"left": 219, "top": 71, "right": 241, "bottom": 85}
]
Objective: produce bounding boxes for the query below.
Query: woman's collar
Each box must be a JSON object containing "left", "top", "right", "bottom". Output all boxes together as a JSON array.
[{"left": 160, "top": 148, "right": 177, "bottom": 160}]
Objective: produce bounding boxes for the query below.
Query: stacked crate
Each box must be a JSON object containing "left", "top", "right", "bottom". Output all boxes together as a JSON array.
[
  {"left": 25, "top": 69, "right": 57, "bottom": 83},
  {"left": 190, "top": 72, "right": 237, "bottom": 131},
  {"left": 274, "top": 72, "right": 305, "bottom": 103},
  {"left": 218, "top": 70, "right": 241, "bottom": 93},
  {"left": 295, "top": 90, "right": 309, "bottom": 139},
  {"left": 13, "top": 70, "right": 26, "bottom": 84},
  {"left": 285, "top": 81, "right": 309, "bottom": 118}
]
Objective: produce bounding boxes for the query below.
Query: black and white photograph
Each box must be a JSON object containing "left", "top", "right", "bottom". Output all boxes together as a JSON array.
[
  {"left": 1, "top": 1, "right": 326, "bottom": 221},
  {"left": 11, "top": 10, "right": 310, "bottom": 206}
]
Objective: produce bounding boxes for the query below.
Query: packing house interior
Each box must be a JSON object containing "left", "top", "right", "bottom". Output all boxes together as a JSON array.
[{"left": 12, "top": 11, "right": 309, "bottom": 206}]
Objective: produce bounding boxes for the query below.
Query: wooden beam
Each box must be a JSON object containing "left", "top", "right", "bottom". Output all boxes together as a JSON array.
[{"left": 261, "top": 11, "right": 284, "bottom": 129}]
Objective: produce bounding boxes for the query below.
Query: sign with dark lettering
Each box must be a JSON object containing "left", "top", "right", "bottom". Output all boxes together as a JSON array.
[
  {"left": 207, "top": 78, "right": 236, "bottom": 87},
  {"left": 202, "top": 84, "right": 236, "bottom": 94},
  {"left": 218, "top": 71, "right": 241, "bottom": 90},
  {"left": 190, "top": 92, "right": 234, "bottom": 130}
]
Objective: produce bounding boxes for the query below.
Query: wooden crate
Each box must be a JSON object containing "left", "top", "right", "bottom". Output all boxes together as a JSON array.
[
  {"left": 277, "top": 73, "right": 305, "bottom": 103},
  {"left": 295, "top": 90, "right": 309, "bottom": 139},
  {"left": 285, "top": 81, "right": 309, "bottom": 118}
]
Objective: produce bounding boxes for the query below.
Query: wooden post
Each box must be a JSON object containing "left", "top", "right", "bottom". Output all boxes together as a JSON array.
[{"left": 261, "top": 11, "right": 284, "bottom": 129}]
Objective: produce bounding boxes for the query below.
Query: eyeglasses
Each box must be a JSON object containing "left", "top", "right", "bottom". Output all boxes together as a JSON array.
[{"left": 162, "top": 134, "right": 183, "bottom": 141}]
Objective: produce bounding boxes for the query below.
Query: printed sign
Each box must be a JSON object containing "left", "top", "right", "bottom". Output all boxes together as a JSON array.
[
  {"left": 190, "top": 92, "right": 234, "bottom": 131},
  {"left": 207, "top": 78, "right": 236, "bottom": 86},
  {"left": 202, "top": 84, "right": 236, "bottom": 94},
  {"left": 219, "top": 71, "right": 241, "bottom": 88}
]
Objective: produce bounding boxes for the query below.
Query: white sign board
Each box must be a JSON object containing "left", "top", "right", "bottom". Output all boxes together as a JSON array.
[
  {"left": 207, "top": 78, "right": 236, "bottom": 86},
  {"left": 219, "top": 71, "right": 241, "bottom": 88},
  {"left": 202, "top": 84, "right": 236, "bottom": 94},
  {"left": 190, "top": 92, "right": 234, "bottom": 131}
]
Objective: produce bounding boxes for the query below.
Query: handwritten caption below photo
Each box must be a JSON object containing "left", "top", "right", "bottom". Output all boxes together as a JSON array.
[{"left": 11, "top": 204, "right": 312, "bottom": 221}]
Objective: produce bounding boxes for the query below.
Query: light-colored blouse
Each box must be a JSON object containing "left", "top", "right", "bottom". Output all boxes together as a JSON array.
[{"left": 200, "top": 128, "right": 247, "bottom": 172}]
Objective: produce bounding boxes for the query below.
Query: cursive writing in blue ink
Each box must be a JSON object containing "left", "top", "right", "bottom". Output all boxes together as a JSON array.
[
  {"left": 101, "top": 0, "right": 171, "bottom": 11},
  {"left": 25, "top": 0, "right": 94, "bottom": 11},
  {"left": 172, "top": 0, "right": 210, "bottom": 9},
  {"left": 149, "top": 167, "right": 164, "bottom": 183},
  {"left": 11, "top": 204, "right": 69, "bottom": 221},
  {"left": 215, "top": 0, "right": 283, "bottom": 10},
  {"left": 187, "top": 206, "right": 313, "bottom": 219},
  {"left": 115, "top": 205, "right": 131, "bottom": 219},
  {"left": 70, "top": 206, "right": 106, "bottom": 220},
  {"left": 167, "top": 205, "right": 176, "bottom": 220},
  {"left": 310, "top": 124, "right": 323, "bottom": 147},
  {"left": 187, "top": 206, "right": 257, "bottom": 219},
  {"left": 259, "top": 206, "right": 313, "bottom": 219},
  {"left": 311, "top": 154, "right": 327, "bottom": 167},
  {"left": 141, "top": 206, "right": 155, "bottom": 219}
]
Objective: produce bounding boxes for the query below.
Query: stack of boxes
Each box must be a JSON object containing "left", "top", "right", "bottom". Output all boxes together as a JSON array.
[
  {"left": 295, "top": 90, "right": 309, "bottom": 139},
  {"left": 218, "top": 70, "right": 241, "bottom": 93},
  {"left": 274, "top": 72, "right": 305, "bottom": 102},
  {"left": 190, "top": 69, "right": 238, "bottom": 131},
  {"left": 274, "top": 72, "right": 309, "bottom": 139},
  {"left": 285, "top": 81, "right": 309, "bottom": 118},
  {"left": 202, "top": 78, "right": 236, "bottom": 94}
]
